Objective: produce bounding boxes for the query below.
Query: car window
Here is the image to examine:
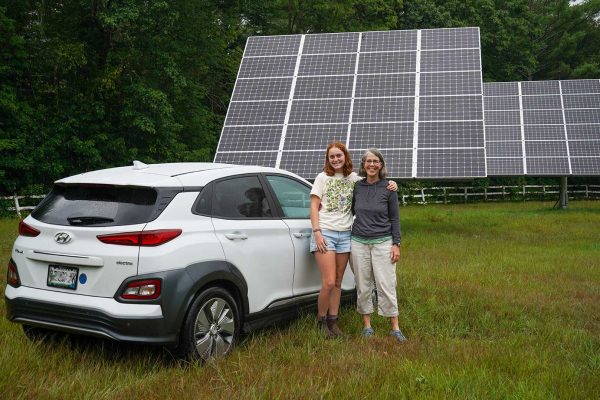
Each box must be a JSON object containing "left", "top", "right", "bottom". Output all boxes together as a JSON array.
[
  {"left": 265, "top": 175, "right": 311, "bottom": 219},
  {"left": 31, "top": 184, "right": 167, "bottom": 226},
  {"left": 212, "top": 176, "right": 273, "bottom": 219},
  {"left": 192, "top": 184, "right": 212, "bottom": 215}
]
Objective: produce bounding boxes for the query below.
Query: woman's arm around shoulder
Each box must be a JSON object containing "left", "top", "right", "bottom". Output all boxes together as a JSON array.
[{"left": 386, "top": 180, "right": 398, "bottom": 192}]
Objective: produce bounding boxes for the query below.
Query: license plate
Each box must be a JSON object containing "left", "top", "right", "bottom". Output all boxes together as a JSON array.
[{"left": 47, "top": 265, "right": 79, "bottom": 290}]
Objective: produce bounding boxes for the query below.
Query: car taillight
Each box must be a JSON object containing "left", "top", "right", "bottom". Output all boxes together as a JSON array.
[
  {"left": 121, "top": 279, "right": 161, "bottom": 300},
  {"left": 7, "top": 259, "right": 21, "bottom": 288},
  {"left": 18, "top": 220, "right": 40, "bottom": 237},
  {"left": 97, "top": 229, "right": 182, "bottom": 246}
]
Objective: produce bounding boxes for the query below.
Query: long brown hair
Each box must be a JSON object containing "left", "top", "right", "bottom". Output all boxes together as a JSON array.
[{"left": 323, "top": 141, "right": 353, "bottom": 177}]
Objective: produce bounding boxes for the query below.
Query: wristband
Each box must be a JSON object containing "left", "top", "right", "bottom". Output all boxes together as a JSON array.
[{"left": 312, "top": 228, "right": 321, "bottom": 232}]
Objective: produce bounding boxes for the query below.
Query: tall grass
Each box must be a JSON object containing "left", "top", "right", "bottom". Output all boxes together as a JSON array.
[{"left": 1, "top": 201, "right": 599, "bottom": 399}]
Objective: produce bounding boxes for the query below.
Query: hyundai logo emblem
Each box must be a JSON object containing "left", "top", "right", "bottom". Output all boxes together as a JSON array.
[{"left": 54, "top": 232, "right": 72, "bottom": 244}]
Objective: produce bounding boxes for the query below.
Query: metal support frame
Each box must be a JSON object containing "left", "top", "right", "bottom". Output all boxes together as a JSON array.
[{"left": 554, "top": 176, "right": 569, "bottom": 209}]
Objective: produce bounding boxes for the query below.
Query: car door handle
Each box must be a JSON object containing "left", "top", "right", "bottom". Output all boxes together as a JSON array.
[
  {"left": 225, "top": 233, "right": 248, "bottom": 240},
  {"left": 293, "top": 232, "right": 310, "bottom": 238}
]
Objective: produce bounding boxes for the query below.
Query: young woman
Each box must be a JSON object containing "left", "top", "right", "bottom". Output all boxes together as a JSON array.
[
  {"left": 350, "top": 149, "right": 406, "bottom": 342},
  {"left": 310, "top": 142, "right": 396, "bottom": 338}
]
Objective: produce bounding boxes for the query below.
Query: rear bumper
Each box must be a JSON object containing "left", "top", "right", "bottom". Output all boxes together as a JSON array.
[
  {"left": 4, "top": 286, "right": 177, "bottom": 344},
  {"left": 4, "top": 260, "right": 248, "bottom": 346}
]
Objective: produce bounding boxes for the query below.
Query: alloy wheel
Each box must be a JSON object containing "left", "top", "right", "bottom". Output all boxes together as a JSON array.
[{"left": 193, "top": 297, "right": 235, "bottom": 360}]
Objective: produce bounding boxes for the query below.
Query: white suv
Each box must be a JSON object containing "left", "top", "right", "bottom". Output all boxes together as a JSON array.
[{"left": 5, "top": 162, "right": 355, "bottom": 360}]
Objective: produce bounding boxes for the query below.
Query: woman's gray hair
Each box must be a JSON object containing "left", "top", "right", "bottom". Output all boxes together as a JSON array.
[{"left": 358, "top": 148, "right": 388, "bottom": 179}]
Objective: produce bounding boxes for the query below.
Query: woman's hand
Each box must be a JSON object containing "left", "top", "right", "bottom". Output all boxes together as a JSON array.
[
  {"left": 390, "top": 244, "right": 400, "bottom": 263},
  {"left": 310, "top": 195, "right": 328, "bottom": 253},
  {"left": 386, "top": 180, "right": 398, "bottom": 192},
  {"left": 315, "top": 231, "right": 328, "bottom": 253}
]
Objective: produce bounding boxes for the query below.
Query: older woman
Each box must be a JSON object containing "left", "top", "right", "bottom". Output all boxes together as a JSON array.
[
  {"left": 310, "top": 142, "right": 397, "bottom": 338},
  {"left": 350, "top": 149, "right": 406, "bottom": 342}
]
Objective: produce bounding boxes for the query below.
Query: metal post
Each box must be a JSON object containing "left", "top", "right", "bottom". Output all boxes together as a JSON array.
[{"left": 559, "top": 176, "right": 568, "bottom": 209}]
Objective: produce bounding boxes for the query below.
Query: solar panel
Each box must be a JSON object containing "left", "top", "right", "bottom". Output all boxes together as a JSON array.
[
  {"left": 484, "top": 79, "right": 600, "bottom": 176},
  {"left": 215, "top": 27, "right": 486, "bottom": 179}
]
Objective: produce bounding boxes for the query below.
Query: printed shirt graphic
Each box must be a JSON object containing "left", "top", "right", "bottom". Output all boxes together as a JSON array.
[{"left": 311, "top": 172, "right": 360, "bottom": 231}]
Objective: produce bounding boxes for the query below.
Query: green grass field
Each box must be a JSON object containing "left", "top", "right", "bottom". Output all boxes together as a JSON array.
[{"left": 1, "top": 201, "right": 599, "bottom": 399}]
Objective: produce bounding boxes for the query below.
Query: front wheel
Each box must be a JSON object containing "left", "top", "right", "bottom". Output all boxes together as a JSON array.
[{"left": 177, "top": 287, "right": 239, "bottom": 361}]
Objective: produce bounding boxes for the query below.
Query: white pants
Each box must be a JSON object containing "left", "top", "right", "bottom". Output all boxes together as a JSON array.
[{"left": 350, "top": 239, "right": 398, "bottom": 317}]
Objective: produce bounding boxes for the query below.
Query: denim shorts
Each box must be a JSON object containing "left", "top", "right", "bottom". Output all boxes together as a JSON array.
[{"left": 310, "top": 229, "right": 351, "bottom": 253}]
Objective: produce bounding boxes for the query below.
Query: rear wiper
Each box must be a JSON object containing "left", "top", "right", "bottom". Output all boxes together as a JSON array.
[{"left": 67, "top": 216, "right": 115, "bottom": 226}]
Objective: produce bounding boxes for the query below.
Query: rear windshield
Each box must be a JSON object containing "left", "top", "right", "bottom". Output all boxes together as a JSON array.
[{"left": 32, "top": 185, "right": 162, "bottom": 226}]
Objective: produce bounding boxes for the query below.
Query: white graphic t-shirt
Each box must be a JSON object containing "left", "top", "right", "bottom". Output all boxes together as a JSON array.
[{"left": 310, "top": 172, "right": 361, "bottom": 231}]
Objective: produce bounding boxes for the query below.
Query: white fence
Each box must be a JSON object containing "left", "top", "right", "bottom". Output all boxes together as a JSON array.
[
  {"left": 400, "top": 184, "right": 600, "bottom": 205},
  {"left": 2, "top": 185, "right": 600, "bottom": 217},
  {"left": 1, "top": 194, "right": 46, "bottom": 218}
]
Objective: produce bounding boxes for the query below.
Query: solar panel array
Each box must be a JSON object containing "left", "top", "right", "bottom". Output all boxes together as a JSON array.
[
  {"left": 484, "top": 79, "right": 600, "bottom": 176},
  {"left": 215, "top": 28, "right": 600, "bottom": 179},
  {"left": 215, "top": 27, "right": 486, "bottom": 179}
]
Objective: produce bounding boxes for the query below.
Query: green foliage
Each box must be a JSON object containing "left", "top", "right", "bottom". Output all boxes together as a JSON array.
[
  {"left": 529, "top": 0, "right": 600, "bottom": 79},
  {"left": 240, "top": 0, "right": 402, "bottom": 34},
  {"left": 0, "top": 0, "right": 241, "bottom": 193}
]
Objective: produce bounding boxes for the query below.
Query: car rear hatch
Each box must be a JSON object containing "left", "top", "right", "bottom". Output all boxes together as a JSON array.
[{"left": 13, "top": 184, "right": 178, "bottom": 297}]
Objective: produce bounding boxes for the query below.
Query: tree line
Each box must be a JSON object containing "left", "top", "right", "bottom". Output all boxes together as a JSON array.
[{"left": 1, "top": 0, "right": 599, "bottom": 194}]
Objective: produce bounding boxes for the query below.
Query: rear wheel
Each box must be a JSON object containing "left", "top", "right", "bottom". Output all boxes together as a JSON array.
[{"left": 178, "top": 287, "right": 239, "bottom": 361}]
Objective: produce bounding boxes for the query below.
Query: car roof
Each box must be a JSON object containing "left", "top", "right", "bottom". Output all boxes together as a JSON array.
[{"left": 56, "top": 162, "right": 306, "bottom": 188}]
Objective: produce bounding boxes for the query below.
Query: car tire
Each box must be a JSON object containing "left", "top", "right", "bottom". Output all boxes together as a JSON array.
[{"left": 177, "top": 287, "right": 240, "bottom": 361}]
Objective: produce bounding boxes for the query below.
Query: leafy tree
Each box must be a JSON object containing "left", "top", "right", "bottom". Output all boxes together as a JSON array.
[
  {"left": 528, "top": 0, "right": 600, "bottom": 79},
  {"left": 0, "top": 6, "right": 34, "bottom": 193},
  {"left": 240, "top": 0, "right": 402, "bottom": 34},
  {"left": 0, "top": 0, "right": 242, "bottom": 193}
]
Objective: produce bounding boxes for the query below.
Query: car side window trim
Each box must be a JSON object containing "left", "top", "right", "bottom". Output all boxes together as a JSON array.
[
  {"left": 206, "top": 174, "right": 279, "bottom": 220},
  {"left": 262, "top": 174, "right": 312, "bottom": 220}
]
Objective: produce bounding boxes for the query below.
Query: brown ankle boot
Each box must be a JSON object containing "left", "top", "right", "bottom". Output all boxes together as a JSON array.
[
  {"left": 326, "top": 316, "right": 344, "bottom": 337},
  {"left": 317, "top": 317, "right": 334, "bottom": 339}
]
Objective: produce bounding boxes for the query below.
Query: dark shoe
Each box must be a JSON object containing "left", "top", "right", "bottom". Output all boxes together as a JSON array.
[
  {"left": 317, "top": 318, "right": 335, "bottom": 339},
  {"left": 390, "top": 329, "right": 407, "bottom": 343},
  {"left": 326, "top": 317, "right": 344, "bottom": 338}
]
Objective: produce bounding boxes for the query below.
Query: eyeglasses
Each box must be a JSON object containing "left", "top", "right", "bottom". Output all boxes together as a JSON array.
[{"left": 364, "top": 159, "right": 381, "bottom": 165}]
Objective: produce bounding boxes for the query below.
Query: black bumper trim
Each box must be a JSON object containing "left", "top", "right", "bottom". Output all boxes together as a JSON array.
[{"left": 6, "top": 297, "right": 178, "bottom": 344}]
